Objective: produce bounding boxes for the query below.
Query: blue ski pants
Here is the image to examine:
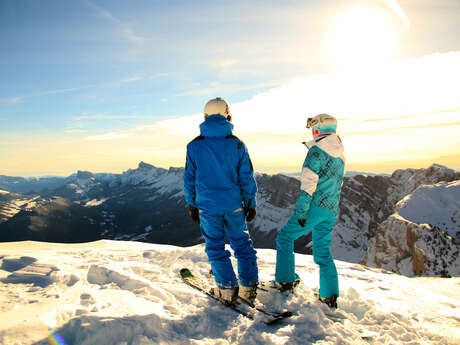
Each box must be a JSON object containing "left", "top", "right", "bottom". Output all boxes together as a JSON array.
[
  {"left": 199, "top": 209, "right": 258, "bottom": 289},
  {"left": 275, "top": 204, "right": 339, "bottom": 298}
]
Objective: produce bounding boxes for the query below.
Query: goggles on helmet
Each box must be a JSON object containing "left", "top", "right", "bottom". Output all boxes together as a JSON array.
[
  {"left": 306, "top": 114, "right": 337, "bottom": 129},
  {"left": 306, "top": 117, "right": 318, "bottom": 129}
]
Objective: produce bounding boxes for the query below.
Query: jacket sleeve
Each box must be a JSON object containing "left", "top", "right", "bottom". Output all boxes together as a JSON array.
[
  {"left": 183, "top": 143, "right": 197, "bottom": 207},
  {"left": 238, "top": 142, "right": 258, "bottom": 208},
  {"left": 295, "top": 146, "right": 321, "bottom": 220}
]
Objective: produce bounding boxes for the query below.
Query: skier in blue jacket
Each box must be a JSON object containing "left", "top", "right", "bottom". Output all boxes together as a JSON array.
[
  {"left": 274, "top": 113, "right": 345, "bottom": 308},
  {"left": 184, "top": 97, "right": 259, "bottom": 304}
]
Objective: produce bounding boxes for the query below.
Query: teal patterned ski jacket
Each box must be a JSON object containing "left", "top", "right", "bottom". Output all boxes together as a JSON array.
[{"left": 295, "top": 134, "right": 345, "bottom": 220}]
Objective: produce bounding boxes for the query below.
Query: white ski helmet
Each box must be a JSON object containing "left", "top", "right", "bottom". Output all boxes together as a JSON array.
[
  {"left": 307, "top": 113, "right": 337, "bottom": 138},
  {"left": 204, "top": 97, "right": 232, "bottom": 121}
]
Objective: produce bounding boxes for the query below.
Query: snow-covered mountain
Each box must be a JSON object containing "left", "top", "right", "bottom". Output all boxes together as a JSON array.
[
  {"left": 331, "top": 164, "right": 460, "bottom": 267},
  {"left": 362, "top": 180, "right": 460, "bottom": 277},
  {"left": 0, "top": 240, "right": 459, "bottom": 345},
  {"left": 0, "top": 175, "right": 69, "bottom": 194},
  {"left": 0, "top": 163, "right": 458, "bottom": 277},
  {"left": 0, "top": 190, "right": 47, "bottom": 223},
  {"left": 396, "top": 180, "right": 459, "bottom": 240}
]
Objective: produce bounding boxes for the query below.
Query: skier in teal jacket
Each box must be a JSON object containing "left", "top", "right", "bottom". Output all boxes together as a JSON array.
[{"left": 274, "top": 113, "right": 345, "bottom": 308}]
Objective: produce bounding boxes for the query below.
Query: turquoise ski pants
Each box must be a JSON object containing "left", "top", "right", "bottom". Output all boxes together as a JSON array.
[{"left": 275, "top": 204, "right": 339, "bottom": 298}]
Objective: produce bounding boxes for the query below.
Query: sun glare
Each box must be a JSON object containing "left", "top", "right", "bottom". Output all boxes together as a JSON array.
[{"left": 327, "top": 6, "right": 396, "bottom": 69}]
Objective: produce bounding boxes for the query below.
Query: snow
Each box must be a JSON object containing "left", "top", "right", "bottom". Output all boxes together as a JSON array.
[
  {"left": 0, "top": 196, "right": 41, "bottom": 220},
  {"left": 397, "top": 180, "right": 460, "bottom": 238},
  {"left": 0, "top": 240, "right": 459, "bottom": 345},
  {"left": 85, "top": 199, "right": 107, "bottom": 207},
  {"left": 0, "top": 189, "right": 9, "bottom": 194}
]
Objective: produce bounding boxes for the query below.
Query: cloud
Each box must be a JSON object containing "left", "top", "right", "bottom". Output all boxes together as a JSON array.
[
  {"left": 0, "top": 96, "right": 24, "bottom": 105},
  {"left": 87, "top": 132, "right": 129, "bottom": 141},
  {"left": 74, "top": 114, "right": 142, "bottom": 121},
  {"left": 214, "top": 59, "right": 239, "bottom": 68},
  {"left": 3, "top": 74, "right": 146, "bottom": 105},
  {"left": 86, "top": 0, "right": 149, "bottom": 44},
  {"left": 383, "top": 0, "right": 410, "bottom": 27},
  {"left": 150, "top": 51, "right": 460, "bottom": 172},
  {"left": 64, "top": 129, "right": 88, "bottom": 134},
  {"left": 165, "top": 52, "right": 460, "bottom": 135},
  {"left": 120, "top": 75, "right": 144, "bottom": 83},
  {"left": 177, "top": 80, "right": 282, "bottom": 97},
  {"left": 1, "top": 86, "right": 95, "bottom": 105},
  {"left": 3, "top": 52, "right": 459, "bottom": 176}
]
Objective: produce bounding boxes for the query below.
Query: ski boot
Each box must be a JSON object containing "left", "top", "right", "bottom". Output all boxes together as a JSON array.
[
  {"left": 316, "top": 293, "right": 338, "bottom": 309},
  {"left": 239, "top": 284, "right": 258, "bottom": 305},
  {"left": 210, "top": 286, "right": 239, "bottom": 305},
  {"left": 266, "top": 277, "right": 301, "bottom": 293}
]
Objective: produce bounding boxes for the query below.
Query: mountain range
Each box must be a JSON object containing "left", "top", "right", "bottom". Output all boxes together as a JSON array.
[{"left": 1, "top": 162, "right": 458, "bottom": 277}]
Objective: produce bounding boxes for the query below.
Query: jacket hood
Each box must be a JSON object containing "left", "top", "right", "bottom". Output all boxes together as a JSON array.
[
  {"left": 315, "top": 134, "right": 344, "bottom": 158},
  {"left": 306, "top": 134, "right": 344, "bottom": 158},
  {"left": 199, "top": 114, "right": 234, "bottom": 137}
]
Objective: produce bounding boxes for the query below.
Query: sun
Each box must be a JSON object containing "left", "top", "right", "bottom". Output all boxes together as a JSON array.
[{"left": 327, "top": 6, "right": 397, "bottom": 69}]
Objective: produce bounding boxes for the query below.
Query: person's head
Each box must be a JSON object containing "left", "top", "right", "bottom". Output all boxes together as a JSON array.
[
  {"left": 204, "top": 97, "right": 232, "bottom": 122},
  {"left": 306, "top": 113, "right": 337, "bottom": 139}
]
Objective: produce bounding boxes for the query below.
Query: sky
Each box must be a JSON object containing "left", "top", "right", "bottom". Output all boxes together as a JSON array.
[{"left": 1, "top": 0, "right": 459, "bottom": 177}]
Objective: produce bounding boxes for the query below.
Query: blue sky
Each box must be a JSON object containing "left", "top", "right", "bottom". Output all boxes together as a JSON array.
[
  {"left": 1, "top": 0, "right": 311, "bottom": 133},
  {"left": 1, "top": 0, "right": 459, "bottom": 176}
]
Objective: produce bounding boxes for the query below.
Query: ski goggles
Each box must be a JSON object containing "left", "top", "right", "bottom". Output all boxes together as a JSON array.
[
  {"left": 306, "top": 117, "right": 318, "bottom": 128},
  {"left": 306, "top": 115, "right": 336, "bottom": 128}
]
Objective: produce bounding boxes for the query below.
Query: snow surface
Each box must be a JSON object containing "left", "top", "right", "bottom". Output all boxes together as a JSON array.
[
  {"left": 85, "top": 199, "right": 107, "bottom": 207},
  {"left": 396, "top": 180, "right": 460, "bottom": 238},
  {"left": 0, "top": 240, "right": 459, "bottom": 345}
]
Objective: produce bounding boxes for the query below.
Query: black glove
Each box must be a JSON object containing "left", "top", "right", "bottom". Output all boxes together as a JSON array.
[
  {"left": 188, "top": 206, "right": 200, "bottom": 224},
  {"left": 297, "top": 218, "right": 306, "bottom": 227},
  {"left": 245, "top": 207, "right": 257, "bottom": 222},
  {"left": 244, "top": 199, "right": 257, "bottom": 222}
]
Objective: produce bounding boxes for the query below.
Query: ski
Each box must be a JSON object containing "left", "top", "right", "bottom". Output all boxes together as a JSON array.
[
  {"left": 258, "top": 281, "right": 349, "bottom": 323},
  {"left": 180, "top": 268, "right": 292, "bottom": 325}
]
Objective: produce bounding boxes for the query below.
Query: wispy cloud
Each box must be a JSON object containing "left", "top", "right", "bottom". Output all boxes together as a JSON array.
[
  {"left": 86, "top": 0, "right": 150, "bottom": 44},
  {"left": 177, "top": 80, "right": 283, "bottom": 97},
  {"left": 120, "top": 75, "right": 144, "bottom": 83},
  {"left": 0, "top": 96, "right": 24, "bottom": 105},
  {"left": 383, "top": 0, "right": 410, "bottom": 27},
  {"left": 64, "top": 129, "right": 88, "bottom": 134},
  {"left": 74, "top": 114, "right": 143, "bottom": 121},
  {"left": 87, "top": 132, "right": 129, "bottom": 141},
  {"left": 2, "top": 74, "right": 146, "bottom": 105},
  {"left": 0, "top": 86, "right": 94, "bottom": 105},
  {"left": 214, "top": 59, "right": 239, "bottom": 68}
]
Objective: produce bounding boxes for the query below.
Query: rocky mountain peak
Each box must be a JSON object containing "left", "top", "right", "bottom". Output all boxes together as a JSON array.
[
  {"left": 138, "top": 161, "right": 156, "bottom": 170},
  {"left": 76, "top": 170, "right": 94, "bottom": 180},
  {"left": 362, "top": 213, "right": 460, "bottom": 277},
  {"left": 388, "top": 164, "right": 460, "bottom": 204},
  {"left": 255, "top": 173, "right": 299, "bottom": 208},
  {"left": 168, "top": 167, "right": 184, "bottom": 175}
]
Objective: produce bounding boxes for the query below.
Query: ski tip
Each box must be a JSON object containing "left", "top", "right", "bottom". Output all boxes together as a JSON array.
[
  {"left": 281, "top": 310, "right": 293, "bottom": 317},
  {"left": 262, "top": 310, "right": 293, "bottom": 325},
  {"left": 180, "top": 268, "right": 193, "bottom": 278}
]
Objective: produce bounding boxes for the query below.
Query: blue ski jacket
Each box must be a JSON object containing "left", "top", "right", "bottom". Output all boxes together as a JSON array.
[
  {"left": 295, "top": 134, "right": 345, "bottom": 220},
  {"left": 184, "top": 115, "right": 258, "bottom": 213}
]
